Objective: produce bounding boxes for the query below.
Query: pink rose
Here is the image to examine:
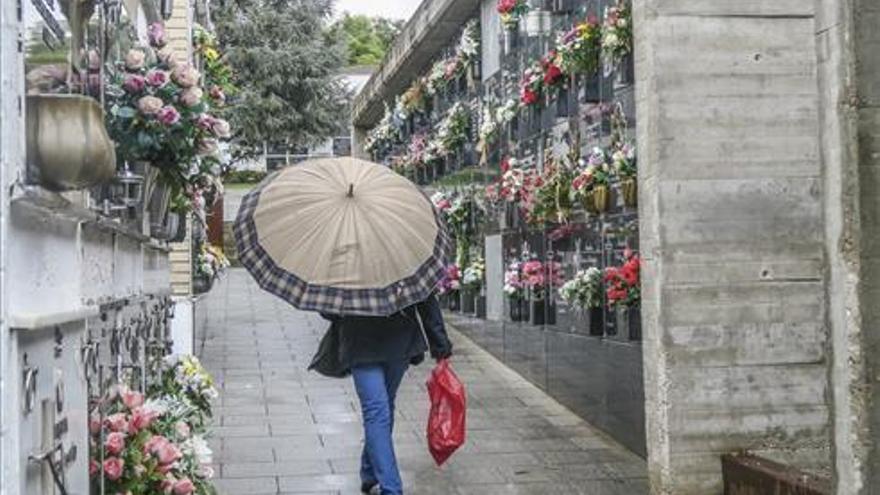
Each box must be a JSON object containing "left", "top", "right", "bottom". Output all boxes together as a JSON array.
[
  {"left": 160, "top": 477, "right": 176, "bottom": 494},
  {"left": 210, "top": 118, "right": 231, "bottom": 138},
  {"left": 143, "top": 435, "right": 164, "bottom": 455},
  {"left": 104, "top": 413, "right": 129, "bottom": 433},
  {"left": 148, "top": 22, "right": 167, "bottom": 48},
  {"left": 156, "top": 106, "right": 181, "bottom": 125},
  {"left": 173, "top": 478, "right": 195, "bottom": 495},
  {"left": 129, "top": 407, "right": 158, "bottom": 432},
  {"left": 145, "top": 69, "right": 169, "bottom": 88},
  {"left": 197, "top": 138, "right": 218, "bottom": 156},
  {"left": 121, "top": 389, "right": 144, "bottom": 410},
  {"left": 156, "top": 47, "right": 180, "bottom": 68},
  {"left": 123, "top": 74, "right": 146, "bottom": 93},
  {"left": 103, "top": 457, "right": 124, "bottom": 481},
  {"left": 155, "top": 441, "right": 182, "bottom": 465},
  {"left": 89, "top": 414, "right": 102, "bottom": 435},
  {"left": 196, "top": 114, "right": 215, "bottom": 131},
  {"left": 179, "top": 87, "right": 203, "bottom": 107},
  {"left": 124, "top": 49, "right": 145, "bottom": 70},
  {"left": 105, "top": 432, "right": 126, "bottom": 456},
  {"left": 174, "top": 421, "right": 191, "bottom": 439},
  {"left": 89, "top": 459, "right": 99, "bottom": 478},
  {"left": 171, "top": 65, "right": 200, "bottom": 88},
  {"left": 137, "top": 95, "right": 164, "bottom": 115}
]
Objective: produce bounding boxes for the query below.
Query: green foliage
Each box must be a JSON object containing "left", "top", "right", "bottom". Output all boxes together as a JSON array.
[
  {"left": 212, "top": 0, "right": 350, "bottom": 158},
  {"left": 223, "top": 169, "right": 267, "bottom": 184},
  {"left": 331, "top": 14, "right": 403, "bottom": 66}
]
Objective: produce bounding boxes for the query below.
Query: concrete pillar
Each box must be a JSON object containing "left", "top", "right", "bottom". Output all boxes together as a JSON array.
[
  {"left": 634, "top": 1, "right": 831, "bottom": 492},
  {"left": 817, "top": 0, "right": 880, "bottom": 492},
  {"left": 351, "top": 125, "right": 369, "bottom": 160}
]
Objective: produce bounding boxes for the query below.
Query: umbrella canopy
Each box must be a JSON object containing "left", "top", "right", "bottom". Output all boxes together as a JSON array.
[{"left": 233, "top": 157, "right": 450, "bottom": 316}]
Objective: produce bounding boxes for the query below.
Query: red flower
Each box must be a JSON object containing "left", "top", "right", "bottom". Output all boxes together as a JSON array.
[
  {"left": 500, "top": 157, "right": 510, "bottom": 173},
  {"left": 497, "top": 0, "right": 517, "bottom": 13},
  {"left": 520, "top": 88, "right": 539, "bottom": 105}
]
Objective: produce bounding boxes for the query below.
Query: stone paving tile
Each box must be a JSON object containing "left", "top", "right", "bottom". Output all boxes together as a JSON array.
[{"left": 198, "top": 270, "right": 647, "bottom": 494}]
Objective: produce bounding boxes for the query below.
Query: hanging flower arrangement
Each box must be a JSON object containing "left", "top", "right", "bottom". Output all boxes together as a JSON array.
[
  {"left": 531, "top": 159, "right": 575, "bottom": 225},
  {"left": 497, "top": 0, "right": 530, "bottom": 30},
  {"left": 601, "top": 0, "right": 633, "bottom": 68},
  {"left": 478, "top": 105, "right": 499, "bottom": 146},
  {"left": 559, "top": 267, "right": 603, "bottom": 310},
  {"left": 192, "top": 24, "right": 237, "bottom": 108},
  {"left": 498, "top": 157, "right": 526, "bottom": 203},
  {"left": 611, "top": 142, "right": 636, "bottom": 178},
  {"left": 195, "top": 243, "right": 230, "bottom": 281},
  {"left": 401, "top": 79, "right": 428, "bottom": 114},
  {"left": 571, "top": 147, "right": 611, "bottom": 198},
  {"left": 519, "top": 61, "right": 544, "bottom": 106},
  {"left": 541, "top": 51, "right": 566, "bottom": 90},
  {"left": 434, "top": 102, "right": 471, "bottom": 156},
  {"left": 605, "top": 249, "right": 640, "bottom": 307},
  {"left": 458, "top": 20, "right": 481, "bottom": 63},
  {"left": 364, "top": 106, "right": 400, "bottom": 155},
  {"left": 426, "top": 60, "right": 449, "bottom": 95},
  {"left": 495, "top": 98, "right": 520, "bottom": 125},
  {"left": 555, "top": 16, "right": 602, "bottom": 75},
  {"left": 105, "top": 23, "right": 230, "bottom": 214}
]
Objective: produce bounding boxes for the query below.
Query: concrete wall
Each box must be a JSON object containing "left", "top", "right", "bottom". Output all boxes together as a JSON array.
[{"left": 634, "top": 1, "right": 833, "bottom": 493}]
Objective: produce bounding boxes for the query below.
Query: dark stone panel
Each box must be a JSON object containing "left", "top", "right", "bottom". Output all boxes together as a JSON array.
[
  {"left": 546, "top": 331, "right": 646, "bottom": 457},
  {"left": 503, "top": 321, "right": 547, "bottom": 389}
]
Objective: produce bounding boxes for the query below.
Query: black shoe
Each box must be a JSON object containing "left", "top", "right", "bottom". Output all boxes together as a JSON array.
[{"left": 361, "top": 481, "right": 378, "bottom": 494}]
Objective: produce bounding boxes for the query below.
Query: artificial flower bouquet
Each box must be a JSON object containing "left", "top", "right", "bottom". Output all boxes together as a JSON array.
[
  {"left": 462, "top": 256, "right": 485, "bottom": 290},
  {"left": 105, "top": 22, "right": 229, "bottom": 212},
  {"left": 555, "top": 16, "right": 602, "bottom": 75},
  {"left": 601, "top": 0, "right": 633, "bottom": 68},
  {"left": 521, "top": 259, "right": 564, "bottom": 299},
  {"left": 604, "top": 249, "right": 640, "bottom": 308},
  {"left": 438, "top": 263, "right": 462, "bottom": 295},
  {"left": 90, "top": 384, "right": 216, "bottom": 495},
  {"left": 497, "top": 0, "right": 530, "bottom": 29},
  {"left": 531, "top": 160, "right": 575, "bottom": 225},
  {"left": 519, "top": 61, "right": 544, "bottom": 106},
  {"left": 572, "top": 147, "right": 612, "bottom": 213},
  {"left": 195, "top": 244, "right": 230, "bottom": 281},
  {"left": 559, "top": 267, "right": 603, "bottom": 310},
  {"left": 503, "top": 261, "right": 525, "bottom": 300}
]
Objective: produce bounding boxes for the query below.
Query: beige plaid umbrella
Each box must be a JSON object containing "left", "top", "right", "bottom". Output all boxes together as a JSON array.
[{"left": 233, "top": 157, "right": 450, "bottom": 316}]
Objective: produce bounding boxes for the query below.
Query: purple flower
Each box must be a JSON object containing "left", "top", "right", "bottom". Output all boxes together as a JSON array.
[
  {"left": 196, "top": 114, "right": 215, "bottom": 131},
  {"left": 145, "top": 69, "right": 169, "bottom": 88},
  {"left": 148, "top": 22, "right": 167, "bottom": 48},
  {"left": 156, "top": 106, "right": 181, "bottom": 125}
]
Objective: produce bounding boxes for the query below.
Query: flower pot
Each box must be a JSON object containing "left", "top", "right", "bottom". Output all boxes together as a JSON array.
[
  {"left": 530, "top": 299, "right": 556, "bottom": 326},
  {"left": 26, "top": 94, "right": 116, "bottom": 190},
  {"left": 447, "top": 290, "right": 461, "bottom": 311},
  {"left": 591, "top": 185, "right": 610, "bottom": 213},
  {"left": 621, "top": 177, "right": 637, "bottom": 207},
  {"left": 475, "top": 295, "right": 486, "bottom": 318},
  {"left": 460, "top": 290, "right": 476, "bottom": 314},
  {"left": 589, "top": 306, "right": 604, "bottom": 336},
  {"left": 509, "top": 298, "right": 525, "bottom": 321},
  {"left": 193, "top": 273, "right": 214, "bottom": 294},
  {"left": 615, "top": 53, "right": 635, "bottom": 88},
  {"left": 627, "top": 306, "right": 642, "bottom": 341}
]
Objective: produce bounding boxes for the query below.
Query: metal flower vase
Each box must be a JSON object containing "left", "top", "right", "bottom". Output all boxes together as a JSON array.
[{"left": 621, "top": 178, "right": 637, "bottom": 207}]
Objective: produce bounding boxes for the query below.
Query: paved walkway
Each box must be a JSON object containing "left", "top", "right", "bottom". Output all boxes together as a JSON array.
[{"left": 198, "top": 269, "right": 648, "bottom": 494}]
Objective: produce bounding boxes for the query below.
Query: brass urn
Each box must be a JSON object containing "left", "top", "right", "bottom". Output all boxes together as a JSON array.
[{"left": 26, "top": 94, "right": 116, "bottom": 191}]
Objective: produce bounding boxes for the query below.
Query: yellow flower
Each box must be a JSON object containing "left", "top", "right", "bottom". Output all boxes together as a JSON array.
[{"left": 204, "top": 48, "right": 220, "bottom": 62}]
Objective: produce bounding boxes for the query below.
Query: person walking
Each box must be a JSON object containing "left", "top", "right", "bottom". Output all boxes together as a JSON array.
[
  {"left": 233, "top": 157, "right": 458, "bottom": 494},
  {"left": 311, "top": 294, "right": 453, "bottom": 495}
]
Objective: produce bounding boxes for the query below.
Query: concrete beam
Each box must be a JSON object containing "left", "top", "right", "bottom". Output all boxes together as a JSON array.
[{"left": 351, "top": 0, "right": 480, "bottom": 128}]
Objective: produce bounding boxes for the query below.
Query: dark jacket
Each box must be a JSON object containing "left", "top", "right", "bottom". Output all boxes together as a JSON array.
[{"left": 309, "top": 294, "right": 453, "bottom": 378}]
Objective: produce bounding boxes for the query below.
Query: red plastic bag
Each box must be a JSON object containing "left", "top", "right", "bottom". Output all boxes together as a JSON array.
[{"left": 426, "top": 358, "right": 466, "bottom": 466}]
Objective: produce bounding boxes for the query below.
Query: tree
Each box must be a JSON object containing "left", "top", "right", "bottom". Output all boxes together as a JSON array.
[
  {"left": 212, "top": 0, "right": 350, "bottom": 158},
  {"left": 331, "top": 14, "right": 404, "bottom": 66}
]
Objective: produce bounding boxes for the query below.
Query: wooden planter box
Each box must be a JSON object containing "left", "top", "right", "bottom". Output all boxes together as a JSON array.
[{"left": 721, "top": 454, "right": 830, "bottom": 495}]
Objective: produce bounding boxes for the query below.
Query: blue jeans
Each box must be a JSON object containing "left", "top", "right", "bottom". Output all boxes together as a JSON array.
[{"left": 351, "top": 361, "right": 409, "bottom": 495}]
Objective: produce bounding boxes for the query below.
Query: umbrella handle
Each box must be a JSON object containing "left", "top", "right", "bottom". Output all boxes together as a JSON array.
[{"left": 347, "top": 184, "right": 354, "bottom": 198}]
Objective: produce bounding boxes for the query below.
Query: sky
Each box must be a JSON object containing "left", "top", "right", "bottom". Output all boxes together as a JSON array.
[{"left": 333, "top": 0, "right": 419, "bottom": 20}]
